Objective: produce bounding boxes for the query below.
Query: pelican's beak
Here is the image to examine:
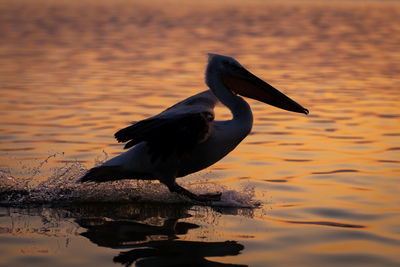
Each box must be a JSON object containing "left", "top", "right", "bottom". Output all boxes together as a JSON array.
[{"left": 222, "top": 67, "right": 309, "bottom": 115}]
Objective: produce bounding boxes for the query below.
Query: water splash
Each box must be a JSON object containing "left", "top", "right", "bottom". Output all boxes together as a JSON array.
[{"left": 0, "top": 154, "right": 260, "bottom": 208}]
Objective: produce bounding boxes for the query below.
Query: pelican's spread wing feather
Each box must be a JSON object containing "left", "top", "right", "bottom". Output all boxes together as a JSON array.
[{"left": 114, "top": 91, "right": 217, "bottom": 162}]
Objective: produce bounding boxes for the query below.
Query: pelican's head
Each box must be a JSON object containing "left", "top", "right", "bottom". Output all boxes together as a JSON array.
[{"left": 206, "top": 53, "right": 309, "bottom": 115}]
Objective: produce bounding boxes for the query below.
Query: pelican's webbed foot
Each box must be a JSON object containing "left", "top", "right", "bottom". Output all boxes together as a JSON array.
[{"left": 168, "top": 183, "right": 221, "bottom": 202}]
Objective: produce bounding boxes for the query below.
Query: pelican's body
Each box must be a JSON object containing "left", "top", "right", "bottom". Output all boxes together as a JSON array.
[
  {"left": 103, "top": 90, "right": 251, "bottom": 179},
  {"left": 79, "top": 54, "right": 308, "bottom": 201}
]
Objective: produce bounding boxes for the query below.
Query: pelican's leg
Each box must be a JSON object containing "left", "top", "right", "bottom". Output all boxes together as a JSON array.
[{"left": 167, "top": 182, "right": 221, "bottom": 202}]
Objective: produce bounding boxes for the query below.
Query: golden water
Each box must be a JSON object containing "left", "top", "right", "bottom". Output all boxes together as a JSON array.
[{"left": 0, "top": 0, "right": 400, "bottom": 266}]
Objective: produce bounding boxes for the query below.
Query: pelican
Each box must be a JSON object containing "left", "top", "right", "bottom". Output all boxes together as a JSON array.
[{"left": 78, "top": 54, "right": 309, "bottom": 202}]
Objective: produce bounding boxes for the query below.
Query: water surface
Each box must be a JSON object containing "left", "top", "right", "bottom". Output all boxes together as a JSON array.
[{"left": 0, "top": 0, "right": 400, "bottom": 266}]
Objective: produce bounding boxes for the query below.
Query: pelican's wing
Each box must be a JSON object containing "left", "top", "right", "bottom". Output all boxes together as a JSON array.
[{"left": 114, "top": 91, "right": 217, "bottom": 162}]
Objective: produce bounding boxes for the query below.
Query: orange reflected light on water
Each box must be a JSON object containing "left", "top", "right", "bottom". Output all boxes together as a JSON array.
[{"left": 0, "top": 0, "right": 400, "bottom": 265}]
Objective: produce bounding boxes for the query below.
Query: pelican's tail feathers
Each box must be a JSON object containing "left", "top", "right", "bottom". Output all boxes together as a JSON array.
[
  {"left": 77, "top": 166, "right": 126, "bottom": 183},
  {"left": 77, "top": 165, "right": 153, "bottom": 183}
]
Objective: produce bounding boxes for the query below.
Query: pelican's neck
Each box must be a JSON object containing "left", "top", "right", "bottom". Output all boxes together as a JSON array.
[{"left": 206, "top": 71, "right": 253, "bottom": 123}]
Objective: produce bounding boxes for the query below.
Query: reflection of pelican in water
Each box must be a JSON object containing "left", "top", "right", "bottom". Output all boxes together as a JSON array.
[
  {"left": 78, "top": 54, "right": 308, "bottom": 202},
  {"left": 114, "top": 240, "right": 246, "bottom": 267},
  {"left": 75, "top": 203, "right": 247, "bottom": 267},
  {"left": 78, "top": 214, "right": 198, "bottom": 247}
]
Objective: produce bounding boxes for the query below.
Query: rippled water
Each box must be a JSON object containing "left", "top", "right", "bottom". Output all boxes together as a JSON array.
[{"left": 1, "top": 0, "right": 400, "bottom": 266}]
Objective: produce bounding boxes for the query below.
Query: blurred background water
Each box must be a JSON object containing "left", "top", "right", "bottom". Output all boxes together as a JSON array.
[{"left": 0, "top": 0, "right": 399, "bottom": 266}]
